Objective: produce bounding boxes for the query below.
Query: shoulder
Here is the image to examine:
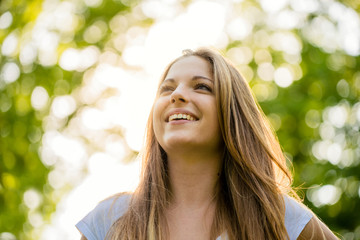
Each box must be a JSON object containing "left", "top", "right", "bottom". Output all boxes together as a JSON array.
[
  {"left": 297, "top": 214, "right": 339, "bottom": 239},
  {"left": 76, "top": 193, "right": 132, "bottom": 240},
  {"left": 283, "top": 195, "right": 313, "bottom": 240},
  {"left": 283, "top": 195, "right": 339, "bottom": 240},
  {"left": 96, "top": 193, "right": 132, "bottom": 219}
]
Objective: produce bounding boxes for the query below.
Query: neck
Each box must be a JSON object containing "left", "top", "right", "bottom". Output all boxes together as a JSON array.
[{"left": 166, "top": 149, "right": 222, "bottom": 208}]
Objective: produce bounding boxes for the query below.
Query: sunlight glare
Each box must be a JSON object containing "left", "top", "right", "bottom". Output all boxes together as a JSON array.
[
  {"left": 122, "top": 45, "right": 146, "bottom": 67},
  {"left": 257, "top": 62, "right": 274, "bottom": 81},
  {"left": 1, "top": 62, "right": 20, "bottom": 84},
  {"left": 312, "top": 140, "right": 330, "bottom": 161},
  {"left": 143, "top": 0, "right": 227, "bottom": 75},
  {"left": 309, "top": 185, "right": 342, "bottom": 207},
  {"left": 81, "top": 47, "right": 101, "bottom": 70},
  {"left": 53, "top": 1, "right": 77, "bottom": 32},
  {"left": 28, "top": 0, "right": 360, "bottom": 239},
  {"left": 290, "top": 0, "right": 319, "bottom": 13},
  {"left": 47, "top": 132, "right": 87, "bottom": 168},
  {"left": 227, "top": 46, "right": 253, "bottom": 65},
  {"left": 32, "top": 28, "right": 59, "bottom": 66},
  {"left": 83, "top": 21, "right": 107, "bottom": 44},
  {"left": 274, "top": 66, "right": 293, "bottom": 88},
  {"left": 326, "top": 142, "right": 342, "bottom": 165},
  {"left": 344, "top": 33, "right": 360, "bottom": 56},
  {"left": 227, "top": 17, "right": 253, "bottom": 40},
  {"left": 270, "top": 32, "right": 302, "bottom": 55},
  {"left": 59, "top": 48, "right": 80, "bottom": 71},
  {"left": 40, "top": 146, "right": 57, "bottom": 167},
  {"left": 105, "top": 134, "right": 126, "bottom": 158},
  {"left": 273, "top": 10, "right": 303, "bottom": 30},
  {"left": 340, "top": 149, "right": 355, "bottom": 167},
  {"left": 319, "top": 122, "right": 335, "bottom": 140},
  {"left": 328, "top": 105, "right": 348, "bottom": 128},
  {"left": 329, "top": 1, "right": 360, "bottom": 56},
  {"left": 1, "top": 32, "right": 18, "bottom": 56},
  {"left": 60, "top": 47, "right": 100, "bottom": 71},
  {"left": 48, "top": 169, "right": 67, "bottom": 189},
  {"left": 125, "top": 126, "right": 145, "bottom": 152},
  {"left": 254, "top": 49, "right": 272, "bottom": 64},
  {"left": 31, "top": 86, "right": 49, "bottom": 111},
  {"left": 84, "top": 0, "right": 103, "bottom": 8},
  {"left": 20, "top": 42, "right": 38, "bottom": 66},
  {"left": 304, "top": 16, "right": 337, "bottom": 53},
  {"left": 0, "top": 11, "right": 13, "bottom": 29},
  {"left": 93, "top": 63, "right": 128, "bottom": 89},
  {"left": 40, "top": 158, "right": 140, "bottom": 240},
  {"left": 51, "top": 95, "right": 77, "bottom": 119},
  {"left": 141, "top": 0, "right": 178, "bottom": 19},
  {"left": 81, "top": 107, "right": 111, "bottom": 130},
  {"left": 88, "top": 152, "right": 117, "bottom": 174},
  {"left": 28, "top": 212, "right": 43, "bottom": 228},
  {"left": 24, "top": 189, "right": 42, "bottom": 210},
  {"left": 0, "top": 232, "right": 16, "bottom": 240},
  {"left": 260, "top": 0, "right": 288, "bottom": 12}
]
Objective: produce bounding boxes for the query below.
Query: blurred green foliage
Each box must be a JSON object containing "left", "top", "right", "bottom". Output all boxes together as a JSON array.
[
  {"left": 0, "top": 0, "right": 139, "bottom": 238},
  {"left": 0, "top": 0, "right": 359, "bottom": 239},
  {"left": 262, "top": 42, "right": 360, "bottom": 236}
]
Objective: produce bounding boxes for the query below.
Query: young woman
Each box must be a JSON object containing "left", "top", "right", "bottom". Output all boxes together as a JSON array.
[{"left": 76, "top": 47, "right": 339, "bottom": 240}]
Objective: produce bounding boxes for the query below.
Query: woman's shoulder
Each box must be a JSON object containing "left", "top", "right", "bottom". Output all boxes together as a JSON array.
[
  {"left": 283, "top": 195, "right": 313, "bottom": 240},
  {"left": 283, "top": 195, "right": 312, "bottom": 218},
  {"left": 98, "top": 193, "right": 132, "bottom": 218},
  {"left": 283, "top": 195, "right": 340, "bottom": 239},
  {"left": 76, "top": 193, "right": 132, "bottom": 240}
]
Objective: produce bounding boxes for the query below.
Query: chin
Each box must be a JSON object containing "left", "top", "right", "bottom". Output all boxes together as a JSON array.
[
  {"left": 160, "top": 135, "right": 199, "bottom": 150},
  {"left": 162, "top": 138, "right": 194, "bottom": 150},
  {"left": 163, "top": 139, "right": 221, "bottom": 155}
]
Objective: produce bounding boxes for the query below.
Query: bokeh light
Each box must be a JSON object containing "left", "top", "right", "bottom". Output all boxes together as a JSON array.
[{"left": 1, "top": 0, "right": 360, "bottom": 239}]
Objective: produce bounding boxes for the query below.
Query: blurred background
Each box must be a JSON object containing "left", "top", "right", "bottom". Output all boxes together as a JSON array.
[{"left": 0, "top": 0, "right": 359, "bottom": 239}]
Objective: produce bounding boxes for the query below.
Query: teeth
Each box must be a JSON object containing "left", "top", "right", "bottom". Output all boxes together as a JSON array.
[{"left": 169, "top": 113, "right": 195, "bottom": 121}]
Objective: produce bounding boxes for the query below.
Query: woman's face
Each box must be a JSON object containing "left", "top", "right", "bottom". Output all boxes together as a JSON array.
[{"left": 153, "top": 56, "right": 222, "bottom": 154}]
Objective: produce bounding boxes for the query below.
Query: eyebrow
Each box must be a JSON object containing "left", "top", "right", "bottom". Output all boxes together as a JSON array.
[{"left": 163, "top": 75, "right": 214, "bottom": 83}]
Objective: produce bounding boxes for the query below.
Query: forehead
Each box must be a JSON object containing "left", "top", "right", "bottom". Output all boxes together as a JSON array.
[{"left": 165, "top": 56, "right": 212, "bottom": 79}]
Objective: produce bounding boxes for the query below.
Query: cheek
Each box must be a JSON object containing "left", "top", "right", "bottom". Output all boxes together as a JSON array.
[{"left": 152, "top": 100, "right": 164, "bottom": 137}]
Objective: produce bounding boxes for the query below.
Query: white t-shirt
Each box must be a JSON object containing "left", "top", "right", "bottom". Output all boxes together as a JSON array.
[{"left": 76, "top": 194, "right": 313, "bottom": 240}]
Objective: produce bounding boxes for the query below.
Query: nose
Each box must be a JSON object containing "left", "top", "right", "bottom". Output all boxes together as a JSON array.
[{"left": 170, "top": 85, "right": 187, "bottom": 103}]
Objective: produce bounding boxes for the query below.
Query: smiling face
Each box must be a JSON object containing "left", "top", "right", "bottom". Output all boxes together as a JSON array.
[{"left": 152, "top": 56, "right": 222, "bottom": 155}]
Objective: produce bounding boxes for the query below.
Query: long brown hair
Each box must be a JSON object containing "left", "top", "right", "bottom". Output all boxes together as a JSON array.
[{"left": 107, "top": 47, "right": 293, "bottom": 240}]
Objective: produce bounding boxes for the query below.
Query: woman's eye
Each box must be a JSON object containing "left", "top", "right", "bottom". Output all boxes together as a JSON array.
[
  {"left": 159, "top": 85, "right": 174, "bottom": 94},
  {"left": 195, "top": 83, "right": 213, "bottom": 92}
]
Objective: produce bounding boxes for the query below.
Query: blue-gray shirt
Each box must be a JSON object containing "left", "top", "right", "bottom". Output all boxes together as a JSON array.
[{"left": 76, "top": 194, "right": 312, "bottom": 240}]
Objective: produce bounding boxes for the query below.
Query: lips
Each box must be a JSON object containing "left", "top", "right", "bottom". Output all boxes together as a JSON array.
[
  {"left": 166, "top": 110, "right": 198, "bottom": 122},
  {"left": 169, "top": 113, "right": 195, "bottom": 121}
]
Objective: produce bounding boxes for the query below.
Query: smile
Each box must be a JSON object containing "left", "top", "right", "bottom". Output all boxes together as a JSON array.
[{"left": 168, "top": 113, "right": 196, "bottom": 122}]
